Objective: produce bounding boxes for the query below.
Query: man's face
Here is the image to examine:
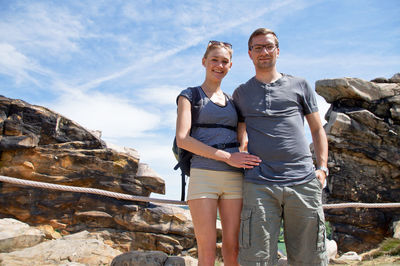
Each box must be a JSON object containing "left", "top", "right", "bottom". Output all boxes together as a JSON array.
[{"left": 248, "top": 34, "right": 279, "bottom": 70}]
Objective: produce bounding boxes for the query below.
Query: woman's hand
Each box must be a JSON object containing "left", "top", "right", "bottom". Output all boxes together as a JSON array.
[{"left": 224, "top": 152, "right": 261, "bottom": 168}]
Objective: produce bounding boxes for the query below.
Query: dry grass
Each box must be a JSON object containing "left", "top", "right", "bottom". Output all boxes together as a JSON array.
[{"left": 331, "top": 238, "right": 400, "bottom": 265}]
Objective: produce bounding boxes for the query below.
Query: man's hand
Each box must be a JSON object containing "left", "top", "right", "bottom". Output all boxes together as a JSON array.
[{"left": 315, "top": 169, "right": 326, "bottom": 188}]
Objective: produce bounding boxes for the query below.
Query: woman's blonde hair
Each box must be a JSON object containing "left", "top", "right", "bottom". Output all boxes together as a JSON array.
[{"left": 203, "top": 41, "right": 233, "bottom": 59}]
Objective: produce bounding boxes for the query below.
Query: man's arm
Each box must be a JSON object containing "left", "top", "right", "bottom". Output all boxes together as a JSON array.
[
  {"left": 306, "top": 112, "right": 328, "bottom": 186},
  {"left": 237, "top": 122, "right": 248, "bottom": 152}
]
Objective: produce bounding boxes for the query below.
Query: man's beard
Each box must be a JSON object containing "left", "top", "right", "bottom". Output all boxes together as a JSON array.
[{"left": 256, "top": 57, "right": 275, "bottom": 69}]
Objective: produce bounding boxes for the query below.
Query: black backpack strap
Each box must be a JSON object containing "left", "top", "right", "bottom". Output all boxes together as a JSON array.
[
  {"left": 180, "top": 171, "right": 186, "bottom": 201},
  {"left": 189, "top": 86, "right": 202, "bottom": 124},
  {"left": 192, "top": 123, "right": 237, "bottom": 131},
  {"left": 211, "top": 142, "right": 240, "bottom": 149},
  {"left": 192, "top": 89, "right": 237, "bottom": 132},
  {"left": 177, "top": 86, "right": 202, "bottom": 201},
  {"left": 173, "top": 150, "right": 192, "bottom": 170}
]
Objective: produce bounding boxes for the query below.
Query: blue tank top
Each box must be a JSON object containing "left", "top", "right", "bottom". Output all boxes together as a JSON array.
[{"left": 177, "top": 86, "right": 241, "bottom": 172}]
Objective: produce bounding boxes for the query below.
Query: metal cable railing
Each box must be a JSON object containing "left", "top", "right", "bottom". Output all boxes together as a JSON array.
[{"left": 1, "top": 175, "right": 400, "bottom": 208}]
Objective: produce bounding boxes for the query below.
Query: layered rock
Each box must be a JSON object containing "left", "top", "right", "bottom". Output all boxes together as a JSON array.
[
  {"left": 0, "top": 96, "right": 165, "bottom": 196},
  {"left": 0, "top": 95, "right": 198, "bottom": 256},
  {"left": 111, "top": 250, "right": 198, "bottom": 266},
  {"left": 0, "top": 219, "right": 122, "bottom": 265},
  {"left": 0, "top": 218, "right": 45, "bottom": 253},
  {"left": 316, "top": 74, "right": 400, "bottom": 252}
]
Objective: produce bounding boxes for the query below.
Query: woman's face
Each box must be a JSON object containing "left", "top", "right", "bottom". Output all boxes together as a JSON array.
[{"left": 202, "top": 47, "right": 232, "bottom": 82}]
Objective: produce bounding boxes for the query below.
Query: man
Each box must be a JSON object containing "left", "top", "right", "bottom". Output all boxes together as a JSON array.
[{"left": 233, "top": 28, "right": 329, "bottom": 266}]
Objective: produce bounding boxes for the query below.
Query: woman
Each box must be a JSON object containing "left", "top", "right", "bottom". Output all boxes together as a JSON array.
[{"left": 175, "top": 41, "right": 261, "bottom": 265}]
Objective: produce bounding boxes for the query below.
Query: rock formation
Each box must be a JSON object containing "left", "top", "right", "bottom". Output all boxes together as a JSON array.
[
  {"left": 0, "top": 95, "right": 202, "bottom": 258},
  {"left": 315, "top": 73, "right": 400, "bottom": 252},
  {"left": 111, "top": 250, "right": 197, "bottom": 266},
  {"left": 2, "top": 72, "right": 399, "bottom": 262},
  {"left": 0, "top": 95, "right": 164, "bottom": 197},
  {"left": 0, "top": 218, "right": 122, "bottom": 265}
]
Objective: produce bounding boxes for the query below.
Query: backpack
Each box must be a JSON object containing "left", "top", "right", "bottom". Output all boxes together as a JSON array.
[{"left": 173, "top": 86, "right": 239, "bottom": 201}]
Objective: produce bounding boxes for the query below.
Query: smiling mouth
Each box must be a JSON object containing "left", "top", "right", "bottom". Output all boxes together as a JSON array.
[{"left": 213, "top": 69, "right": 224, "bottom": 73}]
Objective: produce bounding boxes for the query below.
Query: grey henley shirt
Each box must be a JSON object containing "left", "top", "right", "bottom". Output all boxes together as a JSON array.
[{"left": 233, "top": 74, "right": 318, "bottom": 186}]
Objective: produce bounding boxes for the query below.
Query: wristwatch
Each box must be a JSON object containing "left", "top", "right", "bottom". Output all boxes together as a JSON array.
[{"left": 317, "top": 166, "right": 329, "bottom": 177}]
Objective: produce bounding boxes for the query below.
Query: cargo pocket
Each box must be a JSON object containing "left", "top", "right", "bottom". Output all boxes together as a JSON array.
[
  {"left": 239, "top": 208, "right": 252, "bottom": 249},
  {"left": 316, "top": 208, "right": 326, "bottom": 252}
]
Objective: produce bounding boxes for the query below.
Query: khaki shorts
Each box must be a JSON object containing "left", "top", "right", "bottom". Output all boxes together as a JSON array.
[{"left": 187, "top": 168, "right": 243, "bottom": 200}]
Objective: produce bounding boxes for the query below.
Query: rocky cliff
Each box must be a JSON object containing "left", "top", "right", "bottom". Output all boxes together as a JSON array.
[
  {"left": 1, "top": 72, "right": 400, "bottom": 262},
  {"left": 316, "top": 73, "right": 400, "bottom": 252},
  {"left": 0, "top": 95, "right": 199, "bottom": 258}
]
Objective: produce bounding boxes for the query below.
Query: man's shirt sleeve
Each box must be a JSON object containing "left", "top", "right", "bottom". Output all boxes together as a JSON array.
[
  {"left": 301, "top": 80, "right": 319, "bottom": 115},
  {"left": 232, "top": 88, "right": 245, "bottom": 122}
]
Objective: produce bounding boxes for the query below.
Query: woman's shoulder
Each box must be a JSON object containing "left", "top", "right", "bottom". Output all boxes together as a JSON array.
[{"left": 176, "top": 86, "right": 201, "bottom": 105}]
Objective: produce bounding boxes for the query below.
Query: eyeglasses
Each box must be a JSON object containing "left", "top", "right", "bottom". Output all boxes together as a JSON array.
[
  {"left": 208, "top": 40, "right": 232, "bottom": 49},
  {"left": 250, "top": 44, "right": 277, "bottom": 53}
]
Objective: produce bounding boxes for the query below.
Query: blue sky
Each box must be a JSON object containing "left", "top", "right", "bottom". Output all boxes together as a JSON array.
[{"left": 1, "top": 0, "right": 399, "bottom": 200}]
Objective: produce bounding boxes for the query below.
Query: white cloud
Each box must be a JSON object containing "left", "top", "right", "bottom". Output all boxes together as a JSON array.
[
  {"left": 136, "top": 86, "right": 182, "bottom": 106},
  {"left": 0, "top": 43, "right": 48, "bottom": 85},
  {"left": 48, "top": 90, "right": 161, "bottom": 139},
  {"left": 134, "top": 86, "right": 181, "bottom": 129},
  {"left": 63, "top": 0, "right": 302, "bottom": 93},
  {"left": 0, "top": 3, "right": 84, "bottom": 56},
  {"left": 117, "top": 86, "right": 179, "bottom": 132},
  {"left": 122, "top": 2, "right": 174, "bottom": 23},
  {"left": 0, "top": 0, "right": 306, "bottom": 96}
]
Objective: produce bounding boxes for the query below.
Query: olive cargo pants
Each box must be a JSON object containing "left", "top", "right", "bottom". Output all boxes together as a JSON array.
[{"left": 238, "top": 177, "right": 328, "bottom": 266}]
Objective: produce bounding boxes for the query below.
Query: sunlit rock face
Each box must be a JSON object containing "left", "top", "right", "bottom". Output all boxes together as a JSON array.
[
  {"left": 0, "top": 95, "right": 200, "bottom": 255},
  {"left": 315, "top": 74, "right": 400, "bottom": 252}
]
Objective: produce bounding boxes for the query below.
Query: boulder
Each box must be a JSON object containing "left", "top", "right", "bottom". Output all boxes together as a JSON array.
[
  {"left": 111, "top": 251, "right": 168, "bottom": 266},
  {"left": 0, "top": 218, "right": 45, "bottom": 252},
  {"left": 110, "top": 250, "right": 197, "bottom": 266},
  {"left": 35, "top": 224, "right": 62, "bottom": 239},
  {"left": 0, "top": 217, "right": 200, "bottom": 265},
  {"left": 0, "top": 229, "right": 122, "bottom": 265},
  {"left": 390, "top": 73, "right": 400, "bottom": 83},
  {"left": 315, "top": 75, "right": 400, "bottom": 253},
  {"left": 338, "top": 251, "right": 362, "bottom": 261},
  {"left": 136, "top": 163, "right": 166, "bottom": 195},
  {"left": 165, "top": 256, "right": 197, "bottom": 266},
  {"left": 316, "top": 77, "right": 400, "bottom": 104},
  {"left": 392, "top": 219, "right": 400, "bottom": 239},
  {"left": 371, "top": 77, "right": 389, "bottom": 83},
  {"left": 326, "top": 239, "right": 338, "bottom": 261}
]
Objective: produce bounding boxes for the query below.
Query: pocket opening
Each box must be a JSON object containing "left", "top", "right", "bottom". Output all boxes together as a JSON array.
[
  {"left": 316, "top": 209, "right": 326, "bottom": 252},
  {"left": 239, "top": 208, "right": 252, "bottom": 249}
]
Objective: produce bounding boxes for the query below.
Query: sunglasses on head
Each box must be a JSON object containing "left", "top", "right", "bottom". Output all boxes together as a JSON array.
[{"left": 208, "top": 40, "right": 232, "bottom": 49}]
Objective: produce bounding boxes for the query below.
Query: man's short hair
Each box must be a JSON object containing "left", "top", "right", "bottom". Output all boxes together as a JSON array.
[{"left": 248, "top": 28, "right": 279, "bottom": 50}]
